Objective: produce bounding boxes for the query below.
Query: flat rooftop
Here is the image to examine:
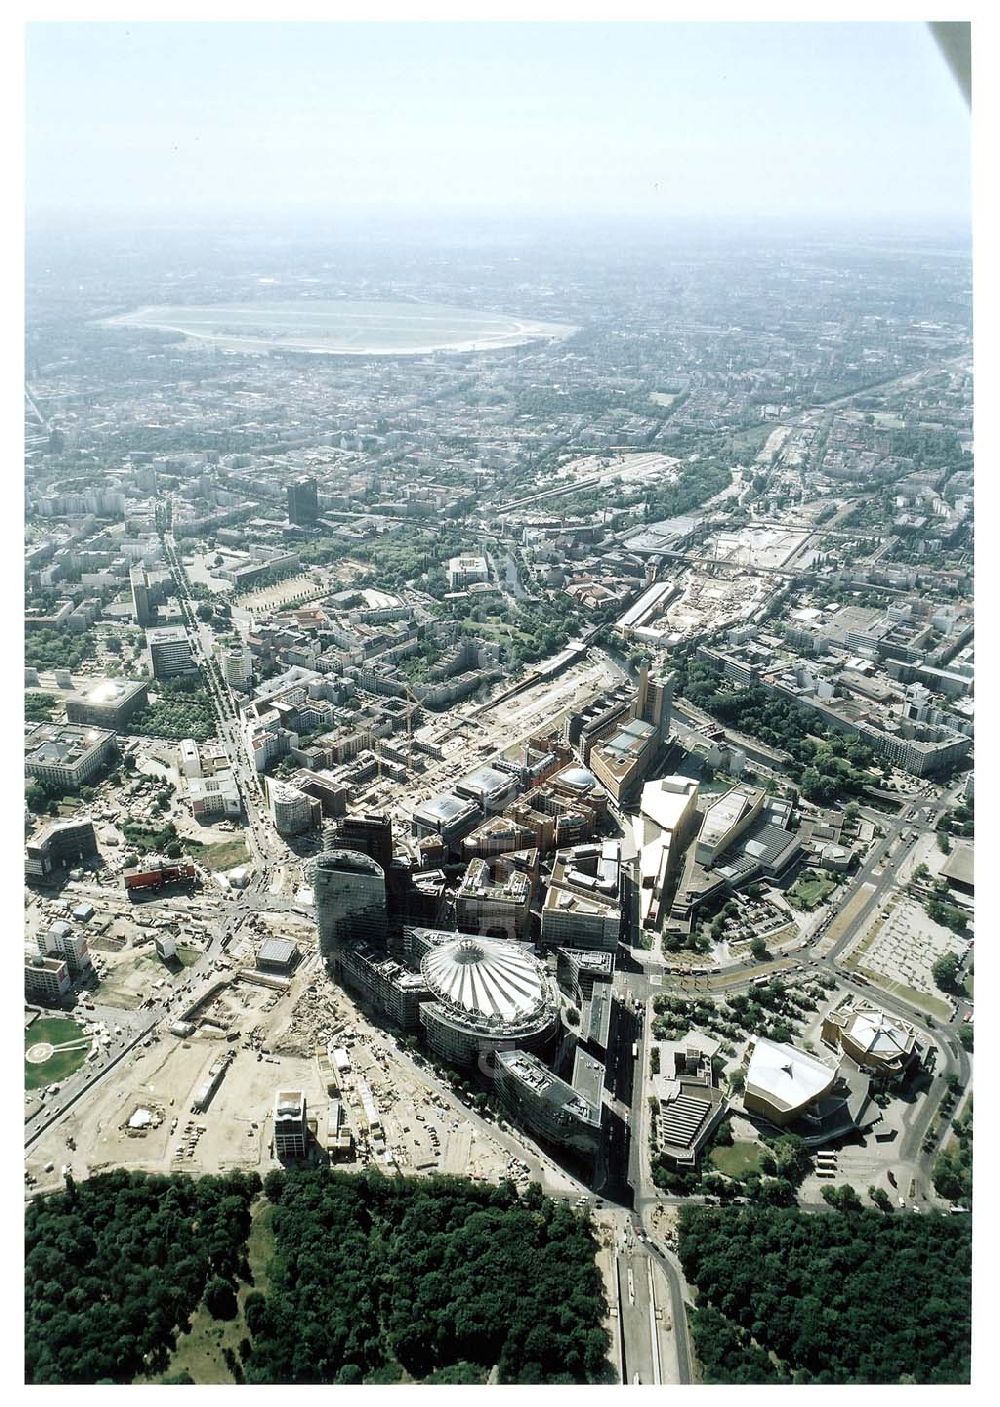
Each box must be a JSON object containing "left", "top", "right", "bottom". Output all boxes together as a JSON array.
[
  {"left": 699, "top": 787, "right": 758, "bottom": 849},
  {"left": 572, "top": 1046, "right": 606, "bottom": 1108},
  {"left": 72, "top": 678, "right": 146, "bottom": 705},
  {"left": 258, "top": 937, "right": 298, "bottom": 965},
  {"left": 26, "top": 722, "right": 114, "bottom": 763}
]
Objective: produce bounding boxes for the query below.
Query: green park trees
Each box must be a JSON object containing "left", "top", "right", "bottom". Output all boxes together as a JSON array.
[
  {"left": 129, "top": 678, "right": 215, "bottom": 743},
  {"left": 931, "top": 952, "right": 963, "bottom": 992},
  {"left": 244, "top": 1170, "right": 612, "bottom": 1386},
  {"left": 676, "top": 660, "right": 876, "bottom": 803},
  {"left": 26, "top": 1168, "right": 615, "bottom": 1386},
  {"left": 25, "top": 1169, "right": 260, "bottom": 1384},
  {"left": 868, "top": 1186, "right": 893, "bottom": 1213},
  {"left": 678, "top": 1204, "right": 971, "bottom": 1384},
  {"left": 933, "top": 1107, "right": 972, "bottom": 1206},
  {"left": 821, "top": 1183, "right": 863, "bottom": 1212}
]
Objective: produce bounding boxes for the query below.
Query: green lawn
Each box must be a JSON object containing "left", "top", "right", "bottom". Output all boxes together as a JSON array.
[
  {"left": 25, "top": 1016, "right": 90, "bottom": 1089},
  {"left": 158, "top": 1196, "right": 467, "bottom": 1386},
  {"left": 155, "top": 1197, "right": 276, "bottom": 1384},
  {"left": 788, "top": 873, "right": 837, "bottom": 909},
  {"left": 153, "top": 1297, "right": 244, "bottom": 1385},
  {"left": 709, "top": 1142, "right": 764, "bottom": 1178},
  {"left": 725, "top": 424, "right": 774, "bottom": 455},
  {"left": 855, "top": 969, "right": 953, "bottom": 1023}
]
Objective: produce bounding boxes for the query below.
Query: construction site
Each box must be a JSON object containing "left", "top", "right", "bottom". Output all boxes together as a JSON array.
[{"left": 24, "top": 934, "right": 559, "bottom": 1201}]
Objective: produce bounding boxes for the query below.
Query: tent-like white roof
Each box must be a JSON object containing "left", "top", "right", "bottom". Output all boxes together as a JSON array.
[
  {"left": 745, "top": 1037, "right": 836, "bottom": 1116},
  {"left": 420, "top": 936, "right": 551, "bottom": 1024},
  {"left": 847, "top": 1008, "right": 914, "bottom": 1060},
  {"left": 639, "top": 775, "right": 698, "bottom": 834}
]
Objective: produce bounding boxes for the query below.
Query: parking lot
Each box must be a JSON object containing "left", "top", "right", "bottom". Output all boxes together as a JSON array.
[{"left": 845, "top": 895, "right": 966, "bottom": 1019}]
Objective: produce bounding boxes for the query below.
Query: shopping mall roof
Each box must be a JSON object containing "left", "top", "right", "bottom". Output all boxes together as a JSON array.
[
  {"left": 413, "top": 791, "right": 479, "bottom": 824},
  {"left": 554, "top": 765, "right": 600, "bottom": 792}
]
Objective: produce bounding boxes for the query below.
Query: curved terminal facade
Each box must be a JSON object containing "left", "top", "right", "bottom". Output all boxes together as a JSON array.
[
  {"left": 312, "top": 849, "right": 387, "bottom": 969},
  {"left": 417, "top": 934, "right": 560, "bottom": 1071}
]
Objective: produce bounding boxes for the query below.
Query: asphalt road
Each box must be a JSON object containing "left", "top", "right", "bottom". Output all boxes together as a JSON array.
[
  {"left": 617, "top": 1246, "right": 662, "bottom": 1385},
  {"left": 603, "top": 764, "right": 973, "bottom": 1380}
]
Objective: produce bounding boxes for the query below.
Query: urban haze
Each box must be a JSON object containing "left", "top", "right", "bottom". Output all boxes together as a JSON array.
[{"left": 24, "top": 20, "right": 972, "bottom": 1390}]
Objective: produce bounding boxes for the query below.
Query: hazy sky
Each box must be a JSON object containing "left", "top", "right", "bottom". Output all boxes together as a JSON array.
[{"left": 25, "top": 22, "right": 970, "bottom": 225}]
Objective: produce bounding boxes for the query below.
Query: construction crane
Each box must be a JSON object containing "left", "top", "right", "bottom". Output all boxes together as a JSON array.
[{"left": 402, "top": 681, "right": 422, "bottom": 739}]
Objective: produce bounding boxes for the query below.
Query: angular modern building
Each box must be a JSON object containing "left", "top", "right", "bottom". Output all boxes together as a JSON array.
[
  {"left": 633, "top": 775, "right": 700, "bottom": 931},
  {"left": 693, "top": 786, "right": 765, "bottom": 868},
  {"left": 650, "top": 1039, "right": 728, "bottom": 1170},
  {"left": 415, "top": 933, "right": 560, "bottom": 1071},
  {"left": 313, "top": 849, "right": 387, "bottom": 971},
  {"left": 25, "top": 817, "right": 99, "bottom": 880},
  {"left": 821, "top": 1001, "right": 920, "bottom": 1083},
  {"left": 742, "top": 1037, "right": 838, "bottom": 1127},
  {"left": 494, "top": 1049, "right": 602, "bottom": 1160}
]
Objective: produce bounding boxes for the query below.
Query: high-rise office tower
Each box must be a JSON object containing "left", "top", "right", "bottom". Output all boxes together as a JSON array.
[
  {"left": 335, "top": 812, "right": 393, "bottom": 872},
  {"left": 146, "top": 625, "right": 196, "bottom": 680},
  {"left": 130, "top": 565, "right": 153, "bottom": 628},
  {"left": 313, "top": 849, "right": 387, "bottom": 970},
  {"left": 287, "top": 477, "right": 319, "bottom": 526},
  {"left": 636, "top": 663, "right": 674, "bottom": 742}
]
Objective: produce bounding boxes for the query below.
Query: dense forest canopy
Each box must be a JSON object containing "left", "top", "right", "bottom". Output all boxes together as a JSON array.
[
  {"left": 25, "top": 1168, "right": 612, "bottom": 1386},
  {"left": 25, "top": 1169, "right": 260, "bottom": 1385},
  {"left": 244, "top": 1169, "right": 612, "bottom": 1385},
  {"left": 678, "top": 1204, "right": 971, "bottom": 1385},
  {"left": 677, "top": 657, "right": 879, "bottom": 801}
]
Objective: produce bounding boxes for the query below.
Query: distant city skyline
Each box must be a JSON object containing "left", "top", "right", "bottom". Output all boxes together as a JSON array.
[{"left": 26, "top": 21, "right": 969, "bottom": 225}]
